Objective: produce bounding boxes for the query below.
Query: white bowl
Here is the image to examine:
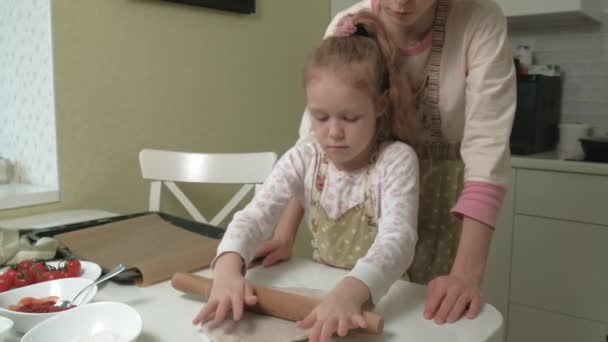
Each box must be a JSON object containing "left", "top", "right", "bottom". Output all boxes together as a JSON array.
[
  {"left": 0, "top": 316, "right": 13, "bottom": 338},
  {"left": 0, "top": 277, "right": 97, "bottom": 333},
  {"left": 21, "top": 302, "right": 142, "bottom": 342}
]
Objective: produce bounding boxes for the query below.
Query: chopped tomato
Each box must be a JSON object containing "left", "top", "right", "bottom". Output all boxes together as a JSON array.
[{"left": 8, "top": 296, "right": 74, "bottom": 313}]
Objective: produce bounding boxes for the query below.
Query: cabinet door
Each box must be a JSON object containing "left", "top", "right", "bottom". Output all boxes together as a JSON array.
[
  {"left": 508, "top": 304, "right": 608, "bottom": 342},
  {"left": 515, "top": 170, "right": 608, "bottom": 226},
  {"left": 511, "top": 215, "right": 608, "bottom": 323}
]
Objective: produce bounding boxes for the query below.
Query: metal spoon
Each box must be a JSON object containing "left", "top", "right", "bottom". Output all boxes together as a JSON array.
[{"left": 54, "top": 263, "right": 126, "bottom": 309}]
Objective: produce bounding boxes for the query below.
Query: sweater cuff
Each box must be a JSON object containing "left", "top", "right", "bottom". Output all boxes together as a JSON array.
[
  {"left": 347, "top": 262, "right": 390, "bottom": 305},
  {"left": 450, "top": 181, "right": 506, "bottom": 229}
]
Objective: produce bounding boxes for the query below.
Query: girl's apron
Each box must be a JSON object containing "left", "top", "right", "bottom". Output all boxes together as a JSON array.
[
  {"left": 309, "top": 155, "right": 377, "bottom": 269},
  {"left": 406, "top": 0, "right": 465, "bottom": 284}
]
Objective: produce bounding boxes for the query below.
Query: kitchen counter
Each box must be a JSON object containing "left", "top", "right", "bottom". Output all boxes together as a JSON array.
[{"left": 511, "top": 151, "right": 608, "bottom": 176}]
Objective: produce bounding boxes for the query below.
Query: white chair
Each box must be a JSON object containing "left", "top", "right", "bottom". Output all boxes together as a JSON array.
[{"left": 139, "top": 149, "right": 277, "bottom": 226}]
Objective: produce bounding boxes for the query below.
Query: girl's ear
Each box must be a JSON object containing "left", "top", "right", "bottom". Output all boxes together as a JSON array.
[{"left": 376, "top": 91, "right": 389, "bottom": 117}]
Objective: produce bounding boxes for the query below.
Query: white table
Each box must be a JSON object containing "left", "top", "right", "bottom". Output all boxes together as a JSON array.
[{"left": 4, "top": 258, "right": 502, "bottom": 341}]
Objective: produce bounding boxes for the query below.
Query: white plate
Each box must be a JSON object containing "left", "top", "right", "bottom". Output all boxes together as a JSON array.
[{"left": 21, "top": 302, "right": 142, "bottom": 342}]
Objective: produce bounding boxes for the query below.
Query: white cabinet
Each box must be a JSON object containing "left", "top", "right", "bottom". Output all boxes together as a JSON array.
[
  {"left": 494, "top": 0, "right": 604, "bottom": 24},
  {"left": 487, "top": 158, "right": 608, "bottom": 342}
]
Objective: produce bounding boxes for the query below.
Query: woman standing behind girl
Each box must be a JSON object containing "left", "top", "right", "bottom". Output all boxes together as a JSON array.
[{"left": 193, "top": 12, "right": 419, "bottom": 342}]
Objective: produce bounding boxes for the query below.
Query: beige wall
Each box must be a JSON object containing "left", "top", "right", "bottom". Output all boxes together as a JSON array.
[{"left": 0, "top": 0, "right": 328, "bottom": 234}]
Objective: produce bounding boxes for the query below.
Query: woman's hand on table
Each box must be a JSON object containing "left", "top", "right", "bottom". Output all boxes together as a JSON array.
[
  {"left": 423, "top": 272, "right": 483, "bottom": 324},
  {"left": 297, "top": 277, "right": 370, "bottom": 342},
  {"left": 424, "top": 217, "right": 490, "bottom": 324},
  {"left": 253, "top": 239, "right": 293, "bottom": 267},
  {"left": 192, "top": 253, "right": 258, "bottom": 325}
]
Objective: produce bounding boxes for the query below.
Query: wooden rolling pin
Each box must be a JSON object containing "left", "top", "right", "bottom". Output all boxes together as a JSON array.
[{"left": 171, "top": 272, "right": 384, "bottom": 334}]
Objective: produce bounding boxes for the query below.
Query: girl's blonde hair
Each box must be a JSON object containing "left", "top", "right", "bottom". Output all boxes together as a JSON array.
[{"left": 303, "top": 11, "right": 418, "bottom": 146}]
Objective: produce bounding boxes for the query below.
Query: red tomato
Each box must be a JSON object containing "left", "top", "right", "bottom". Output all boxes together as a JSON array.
[
  {"left": 64, "top": 259, "right": 81, "bottom": 278},
  {"left": 17, "top": 260, "right": 33, "bottom": 271},
  {"left": 0, "top": 276, "right": 11, "bottom": 292},
  {"left": 3, "top": 267, "right": 17, "bottom": 286},
  {"left": 13, "top": 273, "right": 32, "bottom": 288},
  {"left": 29, "top": 261, "right": 48, "bottom": 275},
  {"left": 39, "top": 271, "right": 64, "bottom": 282}
]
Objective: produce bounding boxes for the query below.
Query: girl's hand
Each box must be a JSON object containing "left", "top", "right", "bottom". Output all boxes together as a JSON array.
[
  {"left": 192, "top": 253, "right": 258, "bottom": 325},
  {"left": 423, "top": 273, "right": 483, "bottom": 324},
  {"left": 253, "top": 239, "right": 293, "bottom": 267},
  {"left": 297, "top": 277, "right": 370, "bottom": 342}
]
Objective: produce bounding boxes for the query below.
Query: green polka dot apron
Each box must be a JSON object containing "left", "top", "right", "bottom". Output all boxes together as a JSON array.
[
  {"left": 406, "top": 0, "right": 465, "bottom": 284},
  {"left": 309, "top": 155, "right": 377, "bottom": 269}
]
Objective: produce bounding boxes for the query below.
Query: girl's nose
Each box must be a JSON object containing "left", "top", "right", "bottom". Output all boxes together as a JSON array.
[{"left": 328, "top": 122, "right": 344, "bottom": 140}]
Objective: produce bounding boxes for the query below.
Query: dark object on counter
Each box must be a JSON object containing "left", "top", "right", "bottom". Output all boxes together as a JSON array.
[
  {"left": 510, "top": 74, "right": 562, "bottom": 155},
  {"left": 580, "top": 137, "right": 608, "bottom": 163}
]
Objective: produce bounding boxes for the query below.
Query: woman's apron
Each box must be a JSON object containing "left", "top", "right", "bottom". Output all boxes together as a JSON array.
[
  {"left": 405, "top": 0, "right": 465, "bottom": 284},
  {"left": 309, "top": 155, "right": 377, "bottom": 269}
]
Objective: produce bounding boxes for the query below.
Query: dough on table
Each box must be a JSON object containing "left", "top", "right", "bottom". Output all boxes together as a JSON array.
[{"left": 202, "top": 288, "right": 329, "bottom": 342}]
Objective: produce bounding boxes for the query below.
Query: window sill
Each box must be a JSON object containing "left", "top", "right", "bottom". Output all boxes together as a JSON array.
[{"left": 0, "top": 183, "right": 59, "bottom": 210}]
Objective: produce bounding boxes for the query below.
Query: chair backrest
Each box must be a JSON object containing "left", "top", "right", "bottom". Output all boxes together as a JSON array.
[{"left": 139, "top": 149, "right": 277, "bottom": 226}]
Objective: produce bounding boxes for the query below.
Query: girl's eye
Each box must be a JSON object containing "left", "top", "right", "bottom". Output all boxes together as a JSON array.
[
  {"left": 313, "top": 114, "right": 329, "bottom": 122},
  {"left": 343, "top": 115, "right": 360, "bottom": 123}
]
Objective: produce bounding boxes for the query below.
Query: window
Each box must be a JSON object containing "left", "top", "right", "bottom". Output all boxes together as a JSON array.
[{"left": 0, "top": 0, "right": 59, "bottom": 210}]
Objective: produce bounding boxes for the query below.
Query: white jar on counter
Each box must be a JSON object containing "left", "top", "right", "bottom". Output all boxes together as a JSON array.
[{"left": 0, "top": 158, "right": 13, "bottom": 184}]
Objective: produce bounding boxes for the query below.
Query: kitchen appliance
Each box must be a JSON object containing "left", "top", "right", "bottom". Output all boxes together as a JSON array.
[
  {"left": 557, "top": 123, "right": 590, "bottom": 160},
  {"left": 510, "top": 74, "right": 562, "bottom": 155},
  {"left": 579, "top": 137, "right": 608, "bottom": 163}
]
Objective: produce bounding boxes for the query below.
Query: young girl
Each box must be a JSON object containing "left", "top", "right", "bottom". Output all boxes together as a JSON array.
[{"left": 193, "top": 12, "right": 420, "bottom": 341}]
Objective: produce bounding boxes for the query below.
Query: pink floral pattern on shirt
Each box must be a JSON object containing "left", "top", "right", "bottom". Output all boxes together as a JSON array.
[{"left": 217, "top": 142, "right": 419, "bottom": 301}]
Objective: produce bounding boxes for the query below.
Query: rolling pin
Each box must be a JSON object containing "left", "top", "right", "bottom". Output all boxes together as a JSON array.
[{"left": 171, "top": 272, "right": 384, "bottom": 334}]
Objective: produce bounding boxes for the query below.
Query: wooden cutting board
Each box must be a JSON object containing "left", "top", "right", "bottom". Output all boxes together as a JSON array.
[{"left": 55, "top": 214, "right": 219, "bottom": 286}]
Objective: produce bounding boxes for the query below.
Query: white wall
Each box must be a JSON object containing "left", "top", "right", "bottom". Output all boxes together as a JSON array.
[{"left": 0, "top": 0, "right": 58, "bottom": 187}]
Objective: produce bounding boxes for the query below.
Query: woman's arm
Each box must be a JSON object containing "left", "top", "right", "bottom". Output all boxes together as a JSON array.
[
  {"left": 424, "top": 1, "right": 515, "bottom": 324},
  {"left": 424, "top": 217, "right": 491, "bottom": 323},
  {"left": 253, "top": 198, "right": 304, "bottom": 266}
]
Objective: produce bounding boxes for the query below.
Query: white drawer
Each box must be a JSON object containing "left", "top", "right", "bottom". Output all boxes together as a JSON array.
[
  {"left": 508, "top": 304, "right": 608, "bottom": 342},
  {"left": 511, "top": 215, "right": 608, "bottom": 323},
  {"left": 515, "top": 169, "right": 608, "bottom": 225}
]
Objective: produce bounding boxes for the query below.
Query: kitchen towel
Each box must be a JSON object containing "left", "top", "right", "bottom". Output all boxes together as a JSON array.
[
  {"left": 557, "top": 123, "right": 590, "bottom": 160},
  {"left": 54, "top": 214, "right": 219, "bottom": 286},
  {"left": 0, "top": 228, "right": 58, "bottom": 265}
]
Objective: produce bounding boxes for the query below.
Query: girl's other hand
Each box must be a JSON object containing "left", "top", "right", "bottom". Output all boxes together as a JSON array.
[
  {"left": 192, "top": 253, "right": 258, "bottom": 325},
  {"left": 297, "top": 277, "right": 370, "bottom": 342},
  {"left": 253, "top": 239, "right": 293, "bottom": 267}
]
